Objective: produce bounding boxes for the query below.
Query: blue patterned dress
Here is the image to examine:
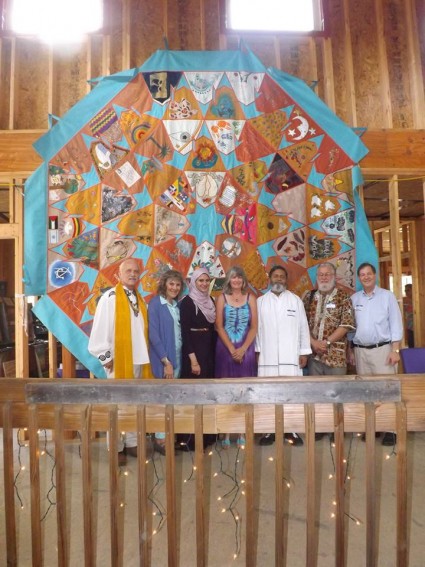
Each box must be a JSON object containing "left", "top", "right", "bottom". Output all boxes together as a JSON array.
[{"left": 215, "top": 294, "right": 256, "bottom": 378}]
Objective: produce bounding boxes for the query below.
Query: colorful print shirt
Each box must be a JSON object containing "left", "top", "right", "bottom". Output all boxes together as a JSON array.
[{"left": 303, "top": 287, "right": 355, "bottom": 368}]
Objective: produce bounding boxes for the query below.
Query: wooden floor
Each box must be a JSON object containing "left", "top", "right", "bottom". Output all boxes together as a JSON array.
[{"left": 1, "top": 431, "right": 425, "bottom": 566}]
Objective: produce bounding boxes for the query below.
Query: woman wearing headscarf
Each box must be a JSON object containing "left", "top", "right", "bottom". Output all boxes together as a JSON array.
[
  {"left": 179, "top": 268, "right": 217, "bottom": 450},
  {"left": 180, "top": 267, "right": 217, "bottom": 379}
]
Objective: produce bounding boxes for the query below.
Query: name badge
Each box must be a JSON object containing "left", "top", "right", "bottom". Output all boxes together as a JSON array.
[
  {"left": 326, "top": 303, "right": 336, "bottom": 309},
  {"left": 354, "top": 304, "right": 363, "bottom": 311}
]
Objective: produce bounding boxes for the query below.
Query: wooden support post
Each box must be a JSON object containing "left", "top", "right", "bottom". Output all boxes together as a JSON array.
[
  {"left": 365, "top": 403, "right": 377, "bottom": 567},
  {"left": 54, "top": 405, "right": 68, "bottom": 567},
  {"left": 81, "top": 405, "right": 95, "bottom": 567},
  {"left": 275, "top": 404, "right": 285, "bottom": 567},
  {"left": 48, "top": 332, "right": 58, "bottom": 378},
  {"left": 165, "top": 404, "right": 177, "bottom": 567},
  {"left": 321, "top": 37, "right": 336, "bottom": 111},
  {"left": 137, "top": 405, "right": 150, "bottom": 566},
  {"left": 61, "top": 346, "right": 76, "bottom": 378},
  {"left": 374, "top": 0, "right": 393, "bottom": 128},
  {"left": 305, "top": 403, "right": 317, "bottom": 567},
  {"left": 29, "top": 405, "right": 42, "bottom": 566},
  {"left": 195, "top": 405, "right": 206, "bottom": 567},
  {"left": 15, "top": 176, "right": 29, "bottom": 378},
  {"left": 389, "top": 176, "right": 403, "bottom": 333},
  {"left": 245, "top": 405, "right": 255, "bottom": 567},
  {"left": 108, "top": 406, "right": 121, "bottom": 567},
  {"left": 342, "top": 0, "right": 357, "bottom": 125},
  {"left": 396, "top": 403, "right": 408, "bottom": 567},
  {"left": 3, "top": 402, "right": 17, "bottom": 565},
  {"left": 334, "top": 404, "right": 345, "bottom": 566}
]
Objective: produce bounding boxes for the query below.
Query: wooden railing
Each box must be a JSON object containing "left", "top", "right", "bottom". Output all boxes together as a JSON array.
[{"left": 1, "top": 375, "right": 425, "bottom": 567}]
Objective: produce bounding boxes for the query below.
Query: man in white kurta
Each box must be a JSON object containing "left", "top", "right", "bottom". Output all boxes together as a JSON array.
[
  {"left": 256, "top": 265, "right": 311, "bottom": 445},
  {"left": 88, "top": 258, "right": 150, "bottom": 464}
]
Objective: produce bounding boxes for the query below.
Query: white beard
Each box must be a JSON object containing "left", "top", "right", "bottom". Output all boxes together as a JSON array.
[
  {"left": 271, "top": 283, "right": 286, "bottom": 294},
  {"left": 318, "top": 278, "right": 335, "bottom": 293}
]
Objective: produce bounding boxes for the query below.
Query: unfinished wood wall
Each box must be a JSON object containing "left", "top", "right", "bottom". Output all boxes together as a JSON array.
[
  {"left": 0, "top": 0, "right": 425, "bottom": 368},
  {"left": 0, "top": 0, "right": 424, "bottom": 134}
]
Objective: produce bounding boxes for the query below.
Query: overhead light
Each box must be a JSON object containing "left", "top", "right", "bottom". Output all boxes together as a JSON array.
[{"left": 9, "top": 0, "right": 103, "bottom": 45}]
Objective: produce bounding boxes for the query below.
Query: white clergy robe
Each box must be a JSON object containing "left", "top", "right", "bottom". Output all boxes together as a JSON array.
[
  {"left": 256, "top": 290, "right": 312, "bottom": 377},
  {"left": 88, "top": 286, "right": 149, "bottom": 374}
]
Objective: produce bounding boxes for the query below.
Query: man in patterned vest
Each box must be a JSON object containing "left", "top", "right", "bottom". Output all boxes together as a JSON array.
[{"left": 303, "top": 262, "right": 355, "bottom": 441}]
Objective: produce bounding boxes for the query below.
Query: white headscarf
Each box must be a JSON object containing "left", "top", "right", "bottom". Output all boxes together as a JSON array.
[{"left": 188, "top": 268, "right": 216, "bottom": 324}]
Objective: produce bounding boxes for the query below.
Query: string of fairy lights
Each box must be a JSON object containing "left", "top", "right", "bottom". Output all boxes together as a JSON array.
[{"left": 11, "top": 429, "right": 398, "bottom": 560}]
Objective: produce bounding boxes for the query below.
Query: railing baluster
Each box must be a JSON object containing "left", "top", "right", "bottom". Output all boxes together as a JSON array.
[
  {"left": 334, "top": 403, "right": 345, "bottom": 566},
  {"left": 3, "top": 401, "right": 17, "bottom": 566},
  {"left": 55, "top": 404, "right": 68, "bottom": 567},
  {"left": 195, "top": 405, "right": 206, "bottom": 567},
  {"left": 365, "top": 402, "right": 377, "bottom": 567},
  {"left": 108, "top": 406, "right": 121, "bottom": 567},
  {"left": 29, "top": 404, "right": 42, "bottom": 566},
  {"left": 137, "top": 405, "right": 150, "bottom": 567},
  {"left": 81, "top": 405, "right": 94, "bottom": 567},
  {"left": 165, "top": 404, "right": 177, "bottom": 567},
  {"left": 305, "top": 403, "right": 316, "bottom": 567},
  {"left": 275, "top": 403, "right": 284, "bottom": 567},
  {"left": 245, "top": 405, "right": 255, "bottom": 567},
  {"left": 396, "top": 402, "right": 408, "bottom": 567}
]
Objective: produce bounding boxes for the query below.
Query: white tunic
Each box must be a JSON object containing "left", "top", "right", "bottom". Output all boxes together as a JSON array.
[
  {"left": 88, "top": 286, "right": 149, "bottom": 371},
  {"left": 256, "top": 290, "right": 312, "bottom": 377}
]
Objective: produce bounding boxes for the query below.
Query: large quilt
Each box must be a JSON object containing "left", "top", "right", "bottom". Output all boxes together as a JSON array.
[{"left": 24, "top": 48, "right": 375, "bottom": 377}]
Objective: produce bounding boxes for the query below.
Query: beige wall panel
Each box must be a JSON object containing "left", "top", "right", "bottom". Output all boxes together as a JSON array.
[
  {"left": 204, "top": 0, "right": 221, "bottom": 50},
  {"left": 0, "top": 39, "right": 12, "bottom": 129},
  {"left": 108, "top": 2, "right": 125, "bottom": 75},
  {"left": 14, "top": 40, "right": 49, "bottom": 129},
  {"left": 175, "top": 0, "right": 203, "bottom": 51},
  {"left": 165, "top": 0, "right": 204, "bottom": 52},
  {"left": 52, "top": 46, "right": 89, "bottom": 119},
  {"left": 165, "top": 0, "right": 180, "bottom": 50},
  {"left": 239, "top": 36, "right": 278, "bottom": 69},
  {"left": 278, "top": 37, "right": 318, "bottom": 85},
  {"left": 383, "top": 0, "right": 413, "bottom": 128},
  {"left": 349, "top": 0, "right": 384, "bottom": 127},
  {"left": 89, "top": 35, "right": 105, "bottom": 83},
  {"left": 314, "top": 38, "right": 326, "bottom": 102},
  {"left": 415, "top": 0, "right": 425, "bottom": 89},
  {"left": 327, "top": 0, "right": 351, "bottom": 124},
  {"left": 129, "top": 0, "right": 164, "bottom": 68}
]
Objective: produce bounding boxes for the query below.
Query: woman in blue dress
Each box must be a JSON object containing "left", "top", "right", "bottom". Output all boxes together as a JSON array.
[{"left": 215, "top": 265, "right": 258, "bottom": 447}]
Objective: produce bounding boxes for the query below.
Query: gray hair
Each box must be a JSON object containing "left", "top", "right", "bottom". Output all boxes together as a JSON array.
[{"left": 222, "top": 266, "right": 249, "bottom": 295}]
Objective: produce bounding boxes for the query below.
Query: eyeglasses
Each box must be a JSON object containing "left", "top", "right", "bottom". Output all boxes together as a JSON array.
[{"left": 317, "top": 272, "right": 334, "bottom": 278}]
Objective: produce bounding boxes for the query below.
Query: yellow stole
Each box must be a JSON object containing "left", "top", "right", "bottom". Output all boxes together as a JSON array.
[{"left": 114, "top": 283, "right": 151, "bottom": 379}]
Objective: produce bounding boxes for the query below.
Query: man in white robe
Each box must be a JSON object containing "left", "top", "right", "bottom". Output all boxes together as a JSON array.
[
  {"left": 256, "top": 265, "right": 311, "bottom": 446},
  {"left": 88, "top": 258, "right": 150, "bottom": 465}
]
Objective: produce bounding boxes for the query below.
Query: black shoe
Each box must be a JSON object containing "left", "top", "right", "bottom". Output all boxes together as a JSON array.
[
  {"left": 382, "top": 432, "right": 397, "bottom": 446},
  {"left": 285, "top": 433, "right": 303, "bottom": 446},
  {"left": 118, "top": 450, "right": 127, "bottom": 466},
  {"left": 315, "top": 433, "right": 325, "bottom": 441},
  {"left": 125, "top": 446, "right": 138, "bottom": 458},
  {"left": 259, "top": 433, "right": 275, "bottom": 446}
]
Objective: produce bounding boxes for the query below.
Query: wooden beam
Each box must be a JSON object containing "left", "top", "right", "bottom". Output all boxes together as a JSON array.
[
  {"left": 361, "top": 130, "right": 425, "bottom": 172},
  {"left": 2, "top": 129, "right": 425, "bottom": 175},
  {"left": 0, "top": 131, "right": 44, "bottom": 172}
]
